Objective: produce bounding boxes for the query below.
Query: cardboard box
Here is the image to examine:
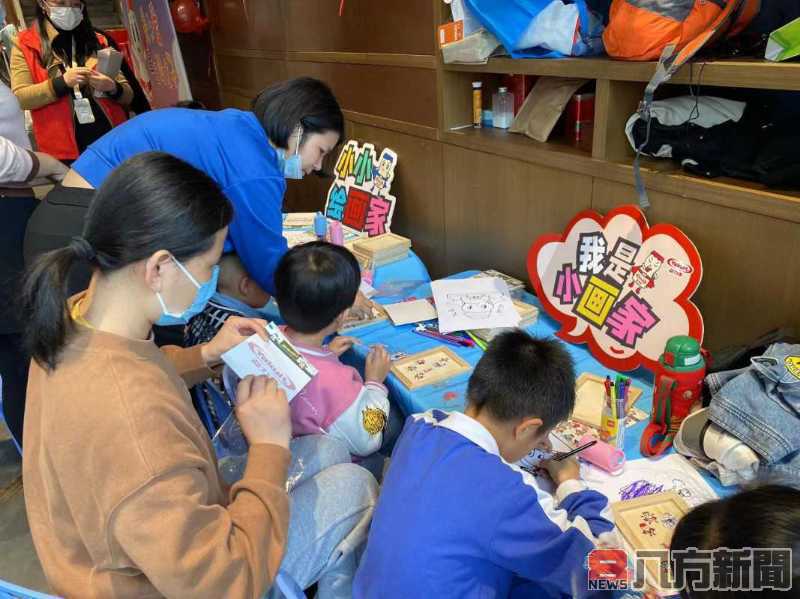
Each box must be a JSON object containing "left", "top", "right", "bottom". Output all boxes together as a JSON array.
[{"left": 438, "top": 20, "right": 464, "bottom": 47}]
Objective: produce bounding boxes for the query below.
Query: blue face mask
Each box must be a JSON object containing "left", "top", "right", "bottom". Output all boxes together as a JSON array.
[
  {"left": 155, "top": 256, "right": 219, "bottom": 326},
  {"left": 275, "top": 125, "right": 304, "bottom": 180}
]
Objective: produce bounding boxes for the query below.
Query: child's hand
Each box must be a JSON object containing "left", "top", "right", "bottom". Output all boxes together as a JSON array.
[
  {"left": 544, "top": 456, "right": 581, "bottom": 486},
  {"left": 329, "top": 336, "right": 356, "bottom": 356},
  {"left": 235, "top": 376, "right": 291, "bottom": 449},
  {"left": 201, "top": 316, "right": 268, "bottom": 366},
  {"left": 349, "top": 291, "right": 373, "bottom": 320},
  {"left": 365, "top": 345, "right": 391, "bottom": 383}
]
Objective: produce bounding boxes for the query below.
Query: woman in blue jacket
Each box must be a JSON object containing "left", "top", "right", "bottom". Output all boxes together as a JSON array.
[{"left": 24, "top": 77, "right": 344, "bottom": 296}]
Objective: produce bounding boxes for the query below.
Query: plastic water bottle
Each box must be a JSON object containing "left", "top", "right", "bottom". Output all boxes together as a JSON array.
[{"left": 492, "top": 86, "right": 514, "bottom": 129}]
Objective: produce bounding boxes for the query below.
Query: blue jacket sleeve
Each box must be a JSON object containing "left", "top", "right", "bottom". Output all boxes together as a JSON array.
[
  {"left": 489, "top": 474, "right": 616, "bottom": 597},
  {"left": 223, "top": 178, "right": 288, "bottom": 296}
]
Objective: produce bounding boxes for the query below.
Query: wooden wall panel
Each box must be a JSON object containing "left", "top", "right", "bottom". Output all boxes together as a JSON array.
[
  {"left": 287, "top": 0, "right": 435, "bottom": 54},
  {"left": 208, "top": 0, "right": 285, "bottom": 52},
  {"left": 214, "top": 55, "right": 287, "bottom": 96},
  {"left": 443, "top": 145, "right": 593, "bottom": 281},
  {"left": 286, "top": 62, "right": 438, "bottom": 127},
  {"left": 348, "top": 124, "right": 446, "bottom": 277},
  {"left": 177, "top": 31, "right": 222, "bottom": 109},
  {"left": 592, "top": 179, "right": 800, "bottom": 351}
]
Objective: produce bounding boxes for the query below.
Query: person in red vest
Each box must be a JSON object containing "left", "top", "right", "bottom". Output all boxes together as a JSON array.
[{"left": 9, "top": 0, "right": 133, "bottom": 162}]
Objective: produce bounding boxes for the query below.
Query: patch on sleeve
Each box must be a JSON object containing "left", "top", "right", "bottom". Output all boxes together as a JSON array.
[
  {"left": 785, "top": 356, "right": 800, "bottom": 381},
  {"left": 362, "top": 407, "right": 387, "bottom": 435}
]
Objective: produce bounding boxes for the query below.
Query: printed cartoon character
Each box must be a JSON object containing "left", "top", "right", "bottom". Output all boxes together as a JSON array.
[
  {"left": 640, "top": 511, "right": 658, "bottom": 526},
  {"left": 628, "top": 251, "right": 664, "bottom": 295},
  {"left": 372, "top": 150, "right": 396, "bottom": 198},
  {"left": 362, "top": 407, "right": 387, "bottom": 435},
  {"left": 669, "top": 479, "right": 692, "bottom": 499},
  {"left": 660, "top": 513, "right": 678, "bottom": 529},
  {"left": 446, "top": 293, "right": 505, "bottom": 320}
]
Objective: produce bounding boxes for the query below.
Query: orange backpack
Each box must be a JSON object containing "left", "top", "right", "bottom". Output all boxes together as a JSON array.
[
  {"left": 605, "top": 1, "right": 761, "bottom": 210},
  {"left": 604, "top": 0, "right": 761, "bottom": 61}
]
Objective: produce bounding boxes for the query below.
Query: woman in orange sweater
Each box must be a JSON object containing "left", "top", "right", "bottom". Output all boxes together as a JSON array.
[{"left": 21, "top": 152, "right": 377, "bottom": 598}]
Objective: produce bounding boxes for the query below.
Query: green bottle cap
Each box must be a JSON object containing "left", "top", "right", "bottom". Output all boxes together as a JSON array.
[{"left": 660, "top": 335, "right": 705, "bottom": 373}]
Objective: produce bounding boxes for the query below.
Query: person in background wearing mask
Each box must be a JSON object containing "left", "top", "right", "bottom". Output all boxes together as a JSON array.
[
  {"left": 22, "top": 152, "right": 378, "bottom": 599},
  {"left": 0, "top": 17, "right": 68, "bottom": 449},
  {"left": 24, "top": 77, "right": 362, "bottom": 306},
  {"left": 9, "top": 0, "right": 133, "bottom": 162}
]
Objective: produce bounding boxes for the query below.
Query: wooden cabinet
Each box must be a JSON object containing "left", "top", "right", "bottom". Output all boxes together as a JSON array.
[{"left": 204, "top": 0, "right": 800, "bottom": 350}]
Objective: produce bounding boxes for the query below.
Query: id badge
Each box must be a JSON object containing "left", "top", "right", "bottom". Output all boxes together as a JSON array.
[{"left": 73, "top": 96, "right": 95, "bottom": 124}]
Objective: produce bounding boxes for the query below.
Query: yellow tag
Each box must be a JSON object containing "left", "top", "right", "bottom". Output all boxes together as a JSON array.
[
  {"left": 785, "top": 356, "right": 800, "bottom": 381},
  {"left": 362, "top": 407, "right": 387, "bottom": 435}
]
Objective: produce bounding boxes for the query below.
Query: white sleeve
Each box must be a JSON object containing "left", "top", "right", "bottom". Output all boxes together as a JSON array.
[
  {"left": 327, "top": 382, "right": 390, "bottom": 457},
  {"left": 0, "top": 135, "right": 34, "bottom": 184}
]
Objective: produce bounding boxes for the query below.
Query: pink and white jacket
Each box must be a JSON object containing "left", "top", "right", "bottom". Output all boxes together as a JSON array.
[{"left": 289, "top": 339, "right": 390, "bottom": 457}]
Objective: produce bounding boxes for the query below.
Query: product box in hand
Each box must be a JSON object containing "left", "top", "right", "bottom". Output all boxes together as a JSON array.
[
  {"left": 471, "top": 299, "right": 539, "bottom": 343},
  {"left": 351, "top": 233, "right": 411, "bottom": 267},
  {"left": 96, "top": 47, "right": 123, "bottom": 78},
  {"left": 471, "top": 269, "right": 525, "bottom": 298},
  {"left": 221, "top": 322, "right": 317, "bottom": 402}
]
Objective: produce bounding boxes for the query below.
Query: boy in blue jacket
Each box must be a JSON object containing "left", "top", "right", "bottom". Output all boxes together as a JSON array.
[{"left": 354, "top": 330, "right": 617, "bottom": 598}]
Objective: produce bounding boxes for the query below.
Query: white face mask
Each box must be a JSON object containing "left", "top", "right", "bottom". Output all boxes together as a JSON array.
[{"left": 48, "top": 6, "right": 83, "bottom": 31}]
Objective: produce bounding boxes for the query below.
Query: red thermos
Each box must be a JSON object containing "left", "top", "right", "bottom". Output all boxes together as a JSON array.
[{"left": 640, "top": 335, "right": 709, "bottom": 457}]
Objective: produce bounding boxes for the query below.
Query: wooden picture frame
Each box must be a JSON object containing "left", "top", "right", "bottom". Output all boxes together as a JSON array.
[
  {"left": 572, "top": 372, "right": 642, "bottom": 429},
  {"left": 338, "top": 301, "right": 389, "bottom": 333},
  {"left": 612, "top": 492, "right": 690, "bottom": 585},
  {"left": 391, "top": 346, "right": 471, "bottom": 390}
]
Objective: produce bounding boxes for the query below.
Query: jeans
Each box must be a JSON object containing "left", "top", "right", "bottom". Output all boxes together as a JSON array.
[
  {"left": 267, "top": 435, "right": 379, "bottom": 599},
  {"left": 709, "top": 343, "right": 800, "bottom": 479}
]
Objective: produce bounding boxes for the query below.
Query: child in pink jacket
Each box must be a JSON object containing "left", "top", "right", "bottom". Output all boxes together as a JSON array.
[{"left": 274, "top": 241, "right": 393, "bottom": 459}]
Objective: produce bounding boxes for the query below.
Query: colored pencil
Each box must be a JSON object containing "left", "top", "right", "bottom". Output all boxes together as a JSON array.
[{"left": 465, "top": 331, "right": 487, "bottom": 350}]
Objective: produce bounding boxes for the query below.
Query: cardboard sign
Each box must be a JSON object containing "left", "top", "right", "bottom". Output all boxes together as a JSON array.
[
  {"left": 325, "top": 140, "right": 398, "bottom": 237},
  {"left": 119, "top": 0, "right": 192, "bottom": 107},
  {"left": 527, "top": 205, "right": 703, "bottom": 372}
]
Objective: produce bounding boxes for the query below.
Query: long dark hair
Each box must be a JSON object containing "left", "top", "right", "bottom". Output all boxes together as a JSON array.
[
  {"left": 35, "top": 2, "right": 100, "bottom": 66},
  {"left": 252, "top": 77, "right": 344, "bottom": 148},
  {"left": 22, "top": 152, "right": 234, "bottom": 370}
]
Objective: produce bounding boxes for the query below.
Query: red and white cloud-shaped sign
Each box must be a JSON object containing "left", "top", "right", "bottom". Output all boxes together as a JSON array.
[{"left": 527, "top": 205, "right": 703, "bottom": 372}]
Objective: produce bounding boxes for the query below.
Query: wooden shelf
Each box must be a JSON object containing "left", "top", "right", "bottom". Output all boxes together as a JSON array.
[
  {"left": 441, "top": 127, "right": 590, "bottom": 165},
  {"left": 442, "top": 57, "right": 800, "bottom": 91},
  {"left": 433, "top": 127, "right": 800, "bottom": 222}
]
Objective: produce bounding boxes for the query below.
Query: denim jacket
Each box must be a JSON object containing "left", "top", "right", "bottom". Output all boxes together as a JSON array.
[{"left": 709, "top": 343, "right": 800, "bottom": 479}]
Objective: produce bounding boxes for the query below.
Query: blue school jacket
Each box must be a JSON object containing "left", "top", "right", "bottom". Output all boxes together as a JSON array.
[
  {"left": 354, "top": 410, "right": 617, "bottom": 599},
  {"left": 73, "top": 108, "right": 288, "bottom": 294}
]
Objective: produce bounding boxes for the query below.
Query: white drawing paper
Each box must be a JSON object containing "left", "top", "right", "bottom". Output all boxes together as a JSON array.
[
  {"left": 221, "top": 323, "right": 317, "bottom": 402},
  {"left": 431, "top": 277, "right": 521, "bottom": 334},
  {"left": 581, "top": 453, "right": 717, "bottom": 508},
  {"left": 383, "top": 299, "right": 438, "bottom": 326}
]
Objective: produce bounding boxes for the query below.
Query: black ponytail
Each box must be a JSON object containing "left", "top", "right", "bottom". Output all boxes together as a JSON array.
[{"left": 22, "top": 152, "right": 234, "bottom": 370}]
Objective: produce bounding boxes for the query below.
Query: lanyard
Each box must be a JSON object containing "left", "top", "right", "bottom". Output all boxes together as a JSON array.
[{"left": 71, "top": 36, "right": 83, "bottom": 100}]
